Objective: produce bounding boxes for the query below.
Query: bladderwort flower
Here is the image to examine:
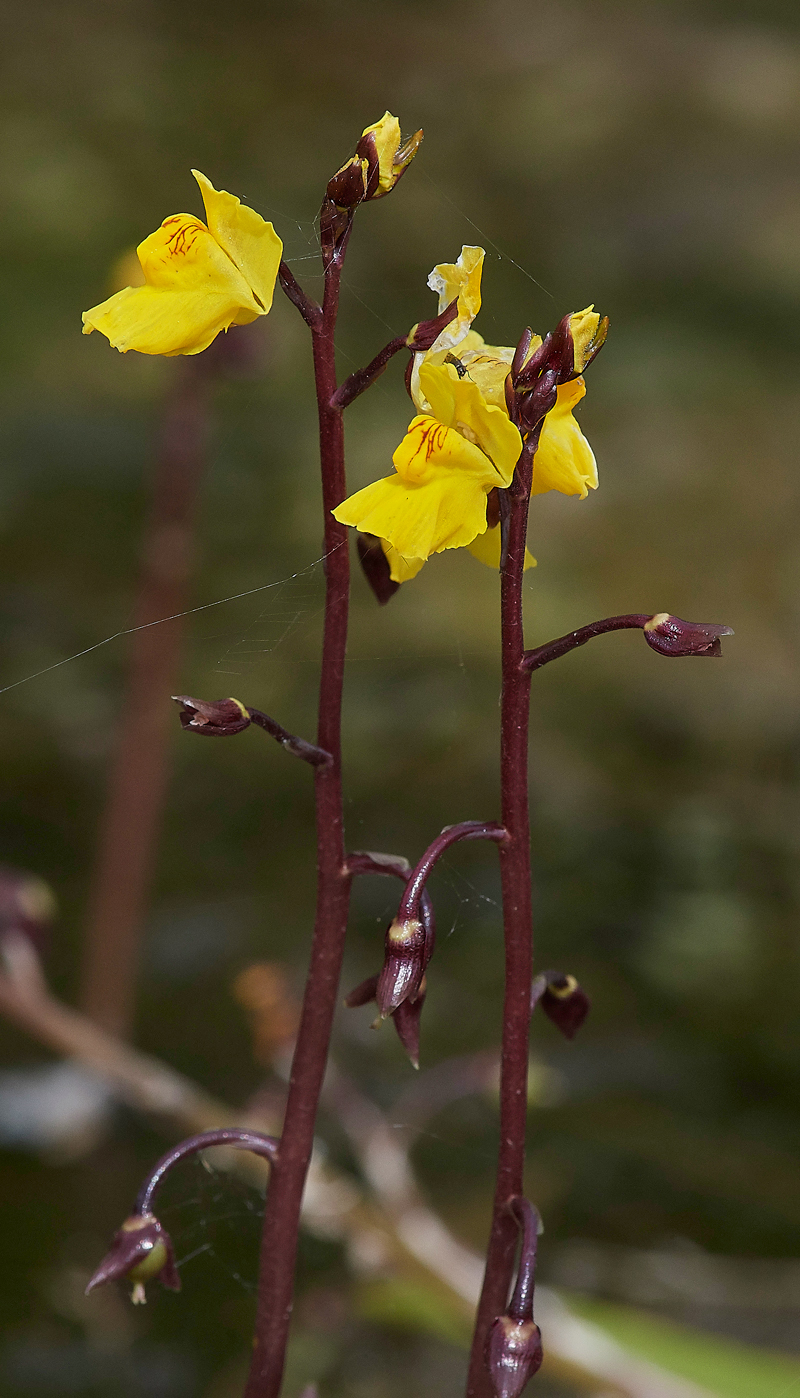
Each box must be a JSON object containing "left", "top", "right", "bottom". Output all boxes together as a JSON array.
[
  {"left": 334, "top": 248, "right": 602, "bottom": 582},
  {"left": 82, "top": 171, "right": 283, "bottom": 356}
]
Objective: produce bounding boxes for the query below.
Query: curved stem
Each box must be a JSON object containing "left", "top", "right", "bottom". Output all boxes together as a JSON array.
[
  {"left": 522, "top": 614, "right": 650, "bottom": 672},
  {"left": 135, "top": 1128, "right": 279, "bottom": 1217},
  {"left": 245, "top": 231, "right": 353, "bottom": 1398},
  {"left": 466, "top": 436, "right": 537, "bottom": 1397},
  {"left": 331, "top": 336, "right": 407, "bottom": 410},
  {"left": 346, "top": 849, "right": 436, "bottom": 961},
  {"left": 507, "top": 1196, "right": 540, "bottom": 1322},
  {"left": 397, "top": 822, "right": 507, "bottom": 923}
]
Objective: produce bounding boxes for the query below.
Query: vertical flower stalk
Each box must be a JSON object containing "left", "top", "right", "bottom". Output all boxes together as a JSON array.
[
  {"left": 243, "top": 237, "right": 353, "bottom": 1398},
  {"left": 466, "top": 433, "right": 538, "bottom": 1398}
]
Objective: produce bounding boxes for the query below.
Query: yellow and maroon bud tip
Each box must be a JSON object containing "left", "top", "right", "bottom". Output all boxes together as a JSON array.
[
  {"left": 643, "top": 614, "right": 734, "bottom": 658},
  {"left": 85, "top": 1213, "right": 180, "bottom": 1304},
  {"left": 375, "top": 917, "right": 427, "bottom": 1017},
  {"left": 531, "top": 970, "right": 590, "bottom": 1039},
  {"left": 172, "top": 695, "right": 250, "bottom": 735},
  {"left": 355, "top": 112, "right": 423, "bottom": 200}
]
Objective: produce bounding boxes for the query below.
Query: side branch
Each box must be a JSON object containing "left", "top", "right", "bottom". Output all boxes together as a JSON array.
[
  {"left": 398, "top": 822, "right": 508, "bottom": 922},
  {"left": 173, "top": 695, "right": 332, "bottom": 768},
  {"left": 331, "top": 337, "right": 407, "bottom": 410},
  {"left": 522, "top": 612, "right": 734, "bottom": 672},
  {"left": 136, "top": 1128, "right": 279, "bottom": 1216},
  {"left": 278, "top": 261, "right": 322, "bottom": 330},
  {"left": 522, "top": 614, "right": 649, "bottom": 672}
]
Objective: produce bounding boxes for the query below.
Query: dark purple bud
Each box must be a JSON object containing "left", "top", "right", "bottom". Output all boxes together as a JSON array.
[
  {"left": 376, "top": 917, "right": 426, "bottom": 1017},
  {"left": 319, "top": 197, "right": 353, "bottom": 269},
  {"left": 327, "top": 156, "right": 369, "bottom": 210},
  {"left": 392, "top": 977, "right": 426, "bottom": 1068},
  {"left": 517, "top": 366, "right": 559, "bottom": 433},
  {"left": 485, "top": 1316, "right": 543, "bottom": 1398},
  {"left": 356, "top": 534, "right": 400, "bottom": 606},
  {"left": 86, "top": 1213, "right": 180, "bottom": 1305},
  {"left": 511, "top": 328, "right": 534, "bottom": 381},
  {"left": 643, "top": 613, "right": 734, "bottom": 658},
  {"left": 406, "top": 298, "right": 459, "bottom": 352},
  {"left": 172, "top": 695, "right": 251, "bottom": 736},
  {"left": 344, "top": 973, "right": 380, "bottom": 1009},
  {"left": 532, "top": 971, "right": 590, "bottom": 1039},
  {"left": 0, "top": 867, "right": 56, "bottom": 950}
]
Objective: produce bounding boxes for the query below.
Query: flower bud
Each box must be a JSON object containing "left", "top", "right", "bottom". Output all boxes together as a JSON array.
[
  {"left": 172, "top": 695, "right": 250, "bottom": 736},
  {"left": 86, "top": 1213, "right": 180, "bottom": 1304},
  {"left": 485, "top": 1315, "right": 543, "bottom": 1398},
  {"left": 376, "top": 917, "right": 426, "bottom": 1017},
  {"left": 326, "top": 155, "right": 370, "bottom": 210},
  {"left": 643, "top": 613, "right": 734, "bottom": 658},
  {"left": 356, "top": 534, "right": 400, "bottom": 606},
  {"left": 568, "top": 306, "right": 608, "bottom": 374},
  {"left": 392, "top": 976, "right": 426, "bottom": 1069},
  {"left": 532, "top": 971, "right": 590, "bottom": 1039},
  {"left": 356, "top": 112, "right": 423, "bottom": 199}
]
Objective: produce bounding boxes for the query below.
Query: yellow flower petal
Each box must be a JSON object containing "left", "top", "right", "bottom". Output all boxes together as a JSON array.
[
  {"left": 569, "top": 305, "right": 607, "bottom": 372},
  {"left": 467, "top": 525, "right": 536, "bottom": 571},
  {"left": 532, "top": 379, "right": 598, "bottom": 498},
  {"left": 334, "top": 468, "right": 491, "bottom": 561},
  {"left": 417, "top": 364, "right": 522, "bottom": 485},
  {"left": 192, "top": 170, "right": 282, "bottom": 314},
  {"left": 381, "top": 542, "right": 427, "bottom": 583},
  {"left": 361, "top": 112, "right": 402, "bottom": 193},
  {"left": 82, "top": 213, "right": 262, "bottom": 355},
  {"left": 410, "top": 247, "right": 485, "bottom": 407},
  {"left": 83, "top": 175, "right": 282, "bottom": 357}
]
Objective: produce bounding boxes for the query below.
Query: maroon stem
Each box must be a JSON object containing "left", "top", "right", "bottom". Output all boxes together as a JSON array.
[
  {"left": 135, "top": 1128, "right": 279, "bottom": 1216},
  {"left": 80, "top": 360, "right": 210, "bottom": 1038},
  {"left": 331, "top": 336, "right": 407, "bottom": 410},
  {"left": 244, "top": 229, "right": 353, "bottom": 1398},
  {"left": 467, "top": 436, "right": 537, "bottom": 1398},
  {"left": 522, "top": 614, "right": 649, "bottom": 672},
  {"left": 507, "top": 1197, "right": 540, "bottom": 1322},
  {"left": 247, "top": 709, "right": 332, "bottom": 768},
  {"left": 397, "top": 822, "right": 507, "bottom": 923}
]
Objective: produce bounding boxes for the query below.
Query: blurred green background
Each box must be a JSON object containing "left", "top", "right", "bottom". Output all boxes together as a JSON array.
[{"left": 3, "top": 0, "right": 800, "bottom": 1394}]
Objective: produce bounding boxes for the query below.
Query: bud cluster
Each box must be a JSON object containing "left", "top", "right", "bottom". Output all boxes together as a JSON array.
[
  {"left": 508, "top": 309, "right": 609, "bottom": 436},
  {"left": 321, "top": 112, "right": 422, "bottom": 264}
]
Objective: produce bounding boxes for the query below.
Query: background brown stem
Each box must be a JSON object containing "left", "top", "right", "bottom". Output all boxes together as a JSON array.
[{"left": 80, "top": 358, "right": 212, "bottom": 1038}]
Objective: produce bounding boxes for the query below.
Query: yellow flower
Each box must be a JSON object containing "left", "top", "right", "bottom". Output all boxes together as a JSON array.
[
  {"left": 418, "top": 330, "right": 597, "bottom": 500},
  {"left": 82, "top": 171, "right": 283, "bottom": 356},
  {"left": 334, "top": 362, "right": 522, "bottom": 577},
  {"left": 410, "top": 246, "right": 485, "bottom": 408},
  {"left": 361, "top": 112, "right": 423, "bottom": 195}
]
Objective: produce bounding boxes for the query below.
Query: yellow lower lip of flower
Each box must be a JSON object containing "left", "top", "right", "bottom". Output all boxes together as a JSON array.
[{"left": 82, "top": 172, "right": 282, "bottom": 357}]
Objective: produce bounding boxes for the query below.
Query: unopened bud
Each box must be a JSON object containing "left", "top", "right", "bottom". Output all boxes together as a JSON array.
[
  {"left": 485, "top": 1316, "right": 543, "bottom": 1398},
  {"left": 356, "top": 112, "right": 422, "bottom": 199},
  {"left": 86, "top": 1213, "right": 180, "bottom": 1303},
  {"left": 568, "top": 306, "right": 608, "bottom": 374},
  {"left": 357, "top": 534, "right": 400, "bottom": 606},
  {"left": 172, "top": 695, "right": 250, "bottom": 736},
  {"left": 392, "top": 976, "right": 426, "bottom": 1068},
  {"left": 643, "top": 613, "right": 734, "bottom": 658},
  {"left": 375, "top": 917, "right": 426, "bottom": 1017},
  {"left": 326, "top": 155, "right": 370, "bottom": 210},
  {"left": 532, "top": 971, "right": 590, "bottom": 1039}
]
